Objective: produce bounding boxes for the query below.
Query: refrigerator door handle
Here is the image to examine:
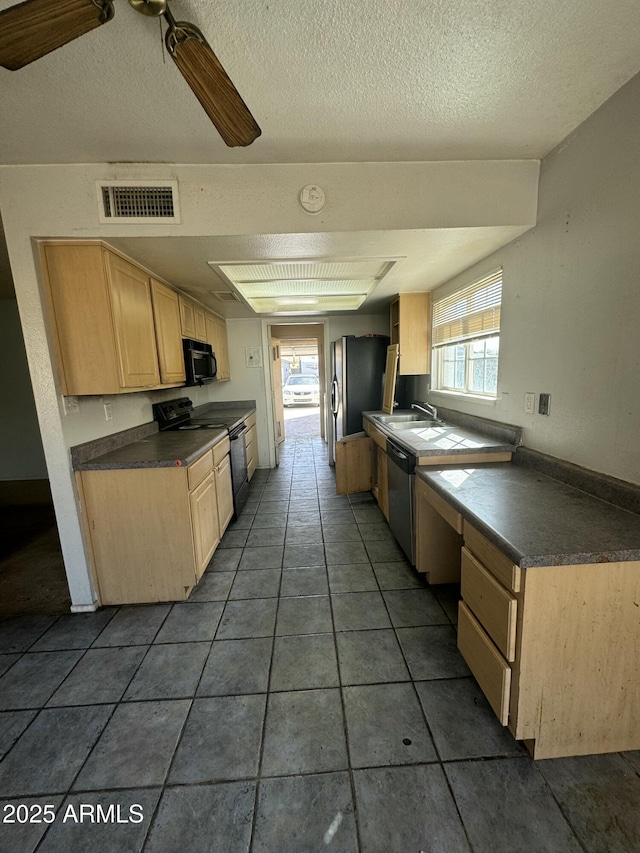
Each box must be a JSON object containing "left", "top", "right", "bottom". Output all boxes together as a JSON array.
[{"left": 331, "top": 378, "right": 339, "bottom": 415}]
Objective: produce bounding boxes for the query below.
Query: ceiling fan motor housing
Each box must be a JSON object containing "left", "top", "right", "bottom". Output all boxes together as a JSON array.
[{"left": 128, "top": 0, "right": 168, "bottom": 17}]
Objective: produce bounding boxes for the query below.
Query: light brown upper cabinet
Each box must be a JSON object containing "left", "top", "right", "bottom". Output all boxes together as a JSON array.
[
  {"left": 206, "top": 311, "right": 231, "bottom": 381},
  {"left": 42, "top": 242, "right": 165, "bottom": 395},
  {"left": 179, "top": 295, "right": 206, "bottom": 342},
  {"left": 150, "top": 279, "right": 186, "bottom": 385},
  {"left": 390, "top": 292, "right": 432, "bottom": 375}
]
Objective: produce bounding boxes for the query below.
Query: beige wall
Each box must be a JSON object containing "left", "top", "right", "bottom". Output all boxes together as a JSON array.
[
  {"left": 429, "top": 72, "right": 640, "bottom": 484},
  {"left": 0, "top": 159, "right": 535, "bottom": 607}
]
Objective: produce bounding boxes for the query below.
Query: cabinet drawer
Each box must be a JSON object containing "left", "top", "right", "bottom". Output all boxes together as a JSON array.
[
  {"left": 458, "top": 601, "right": 511, "bottom": 725},
  {"left": 464, "top": 522, "right": 521, "bottom": 593},
  {"left": 461, "top": 547, "right": 517, "bottom": 661},
  {"left": 364, "top": 420, "right": 387, "bottom": 450},
  {"left": 246, "top": 425, "right": 257, "bottom": 462},
  {"left": 212, "top": 436, "right": 230, "bottom": 467},
  {"left": 245, "top": 412, "right": 257, "bottom": 430},
  {"left": 187, "top": 449, "right": 214, "bottom": 491}
]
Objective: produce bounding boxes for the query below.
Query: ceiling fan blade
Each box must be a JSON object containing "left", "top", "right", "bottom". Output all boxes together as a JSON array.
[
  {"left": 166, "top": 24, "right": 261, "bottom": 147},
  {"left": 0, "top": 0, "right": 113, "bottom": 71}
]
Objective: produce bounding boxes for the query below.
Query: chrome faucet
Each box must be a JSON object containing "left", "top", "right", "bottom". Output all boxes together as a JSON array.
[{"left": 411, "top": 400, "right": 438, "bottom": 420}]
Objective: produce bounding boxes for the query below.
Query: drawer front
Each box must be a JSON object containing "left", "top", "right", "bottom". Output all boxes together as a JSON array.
[
  {"left": 461, "top": 547, "right": 517, "bottom": 661},
  {"left": 245, "top": 412, "right": 257, "bottom": 430},
  {"left": 458, "top": 601, "right": 511, "bottom": 725},
  {"left": 246, "top": 425, "right": 257, "bottom": 462},
  {"left": 212, "top": 435, "right": 230, "bottom": 467},
  {"left": 416, "top": 478, "right": 463, "bottom": 534},
  {"left": 364, "top": 420, "right": 387, "bottom": 450},
  {"left": 464, "top": 522, "right": 521, "bottom": 592},
  {"left": 187, "top": 449, "right": 214, "bottom": 491}
]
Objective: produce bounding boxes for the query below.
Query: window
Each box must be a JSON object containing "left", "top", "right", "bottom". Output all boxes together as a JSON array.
[{"left": 432, "top": 270, "right": 502, "bottom": 398}]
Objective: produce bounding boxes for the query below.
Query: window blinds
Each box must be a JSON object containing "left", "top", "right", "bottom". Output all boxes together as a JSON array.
[{"left": 432, "top": 270, "right": 502, "bottom": 346}]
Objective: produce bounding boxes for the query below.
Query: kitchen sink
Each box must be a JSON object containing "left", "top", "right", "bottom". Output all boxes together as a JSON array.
[
  {"left": 386, "top": 419, "right": 442, "bottom": 430},
  {"left": 374, "top": 412, "right": 425, "bottom": 423}
]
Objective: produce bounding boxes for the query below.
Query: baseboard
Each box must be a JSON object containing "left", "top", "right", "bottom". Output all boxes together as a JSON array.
[
  {"left": 70, "top": 602, "right": 99, "bottom": 613},
  {"left": 0, "top": 479, "right": 53, "bottom": 506}
]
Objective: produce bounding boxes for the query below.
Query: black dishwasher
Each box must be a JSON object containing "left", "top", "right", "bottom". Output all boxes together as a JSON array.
[{"left": 386, "top": 438, "right": 417, "bottom": 565}]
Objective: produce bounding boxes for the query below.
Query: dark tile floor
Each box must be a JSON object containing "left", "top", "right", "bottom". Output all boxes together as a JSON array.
[{"left": 0, "top": 436, "right": 639, "bottom": 852}]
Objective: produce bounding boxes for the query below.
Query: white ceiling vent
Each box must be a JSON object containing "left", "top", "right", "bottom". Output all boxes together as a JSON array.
[
  {"left": 96, "top": 181, "right": 180, "bottom": 224},
  {"left": 212, "top": 291, "right": 241, "bottom": 302}
]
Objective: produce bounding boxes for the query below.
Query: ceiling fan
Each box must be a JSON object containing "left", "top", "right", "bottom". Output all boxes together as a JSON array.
[{"left": 0, "top": 0, "right": 261, "bottom": 146}]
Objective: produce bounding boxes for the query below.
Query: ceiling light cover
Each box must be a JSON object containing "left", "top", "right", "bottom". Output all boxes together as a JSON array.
[{"left": 208, "top": 257, "right": 400, "bottom": 315}]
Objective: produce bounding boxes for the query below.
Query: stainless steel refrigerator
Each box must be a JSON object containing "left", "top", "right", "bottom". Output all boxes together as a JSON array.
[{"left": 330, "top": 335, "right": 390, "bottom": 462}]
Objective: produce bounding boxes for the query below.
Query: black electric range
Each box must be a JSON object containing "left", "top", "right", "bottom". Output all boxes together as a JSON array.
[{"left": 153, "top": 397, "right": 249, "bottom": 517}]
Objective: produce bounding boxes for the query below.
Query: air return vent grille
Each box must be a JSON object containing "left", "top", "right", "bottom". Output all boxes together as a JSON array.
[
  {"left": 213, "top": 291, "right": 240, "bottom": 303},
  {"left": 96, "top": 181, "right": 180, "bottom": 223}
]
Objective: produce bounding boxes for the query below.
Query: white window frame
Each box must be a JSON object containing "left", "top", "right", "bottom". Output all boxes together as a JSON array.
[{"left": 431, "top": 269, "right": 502, "bottom": 400}]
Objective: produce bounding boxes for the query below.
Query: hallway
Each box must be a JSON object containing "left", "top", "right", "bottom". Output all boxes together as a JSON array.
[{"left": 0, "top": 437, "right": 638, "bottom": 851}]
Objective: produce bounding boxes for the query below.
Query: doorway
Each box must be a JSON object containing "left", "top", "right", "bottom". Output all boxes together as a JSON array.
[
  {"left": 0, "top": 272, "right": 69, "bottom": 616},
  {"left": 268, "top": 323, "right": 325, "bottom": 448}
]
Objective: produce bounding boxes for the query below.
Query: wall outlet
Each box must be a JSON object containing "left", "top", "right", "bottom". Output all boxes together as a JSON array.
[
  {"left": 539, "top": 393, "right": 551, "bottom": 415},
  {"left": 104, "top": 403, "right": 113, "bottom": 422},
  {"left": 63, "top": 395, "right": 79, "bottom": 416},
  {"left": 524, "top": 392, "right": 535, "bottom": 414}
]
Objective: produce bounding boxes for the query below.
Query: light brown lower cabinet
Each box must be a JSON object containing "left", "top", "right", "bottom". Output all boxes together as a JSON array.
[
  {"left": 79, "top": 443, "right": 234, "bottom": 605},
  {"left": 335, "top": 434, "right": 372, "bottom": 495},
  {"left": 245, "top": 412, "right": 258, "bottom": 480},
  {"left": 363, "top": 419, "right": 389, "bottom": 519},
  {"left": 459, "top": 521, "right": 640, "bottom": 759},
  {"left": 189, "top": 470, "right": 219, "bottom": 582}
]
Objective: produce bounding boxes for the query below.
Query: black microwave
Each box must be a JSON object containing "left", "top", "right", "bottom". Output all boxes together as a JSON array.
[{"left": 183, "top": 339, "right": 217, "bottom": 385}]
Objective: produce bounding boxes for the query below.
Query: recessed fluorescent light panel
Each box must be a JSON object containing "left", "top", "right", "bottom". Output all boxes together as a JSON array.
[{"left": 208, "top": 259, "right": 399, "bottom": 315}]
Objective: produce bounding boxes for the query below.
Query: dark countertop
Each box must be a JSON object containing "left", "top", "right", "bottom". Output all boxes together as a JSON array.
[
  {"left": 191, "top": 403, "right": 256, "bottom": 432},
  {"left": 73, "top": 402, "right": 256, "bottom": 471},
  {"left": 75, "top": 427, "right": 229, "bottom": 470},
  {"left": 416, "top": 462, "right": 640, "bottom": 567},
  {"left": 362, "top": 410, "right": 518, "bottom": 459}
]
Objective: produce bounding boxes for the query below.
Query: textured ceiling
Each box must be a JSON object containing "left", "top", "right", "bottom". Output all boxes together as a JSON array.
[
  {"left": 1, "top": 0, "right": 639, "bottom": 316},
  {"left": 0, "top": 0, "right": 639, "bottom": 165}
]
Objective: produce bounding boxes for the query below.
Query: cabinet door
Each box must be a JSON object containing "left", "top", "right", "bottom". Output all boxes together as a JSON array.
[
  {"left": 395, "top": 292, "right": 431, "bottom": 375},
  {"left": 335, "top": 435, "right": 372, "bottom": 495},
  {"left": 216, "top": 316, "right": 230, "bottom": 380},
  {"left": 194, "top": 305, "right": 207, "bottom": 342},
  {"left": 150, "top": 279, "right": 186, "bottom": 385},
  {"left": 104, "top": 251, "right": 160, "bottom": 388},
  {"left": 179, "top": 295, "right": 196, "bottom": 339},
  {"left": 215, "top": 454, "right": 234, "bottom": 534},
  {"left": 189, "top": 470, "right": 220, "bottom": 579},
  {"left": 376, "top": 445, "right": 389, "bottom": 520},
  {"left": 205, "top": 311, "right": 219, "bottom": 351},
  {"left": 42, "top": 242, "right": 121, "bottom": 395}
]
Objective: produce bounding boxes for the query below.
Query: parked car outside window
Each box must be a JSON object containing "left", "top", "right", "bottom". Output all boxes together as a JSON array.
[{"left": 283, "top": 375, "right": 320, "bottom": 406}]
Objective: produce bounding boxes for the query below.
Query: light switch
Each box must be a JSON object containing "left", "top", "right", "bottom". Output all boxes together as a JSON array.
[{"left": 524, "top": 392, "right": 535, "bottom": 414}]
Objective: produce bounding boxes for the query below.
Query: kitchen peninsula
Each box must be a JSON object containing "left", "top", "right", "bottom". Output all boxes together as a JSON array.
[{"left": 416, "top": 449, "right": 640, "bottom": 759}]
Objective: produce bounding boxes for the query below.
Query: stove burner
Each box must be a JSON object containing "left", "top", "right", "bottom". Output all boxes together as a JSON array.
[{"left": 177, "top": 423, "right": 226, "bottom": 430}]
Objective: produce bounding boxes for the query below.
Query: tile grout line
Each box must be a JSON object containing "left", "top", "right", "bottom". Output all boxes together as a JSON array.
[
  {"left": 247, "top": 468, "right": 289, "bottom": 853},
  {"left": 320, "top": 447, "right": 364, "bottom": 853}
]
